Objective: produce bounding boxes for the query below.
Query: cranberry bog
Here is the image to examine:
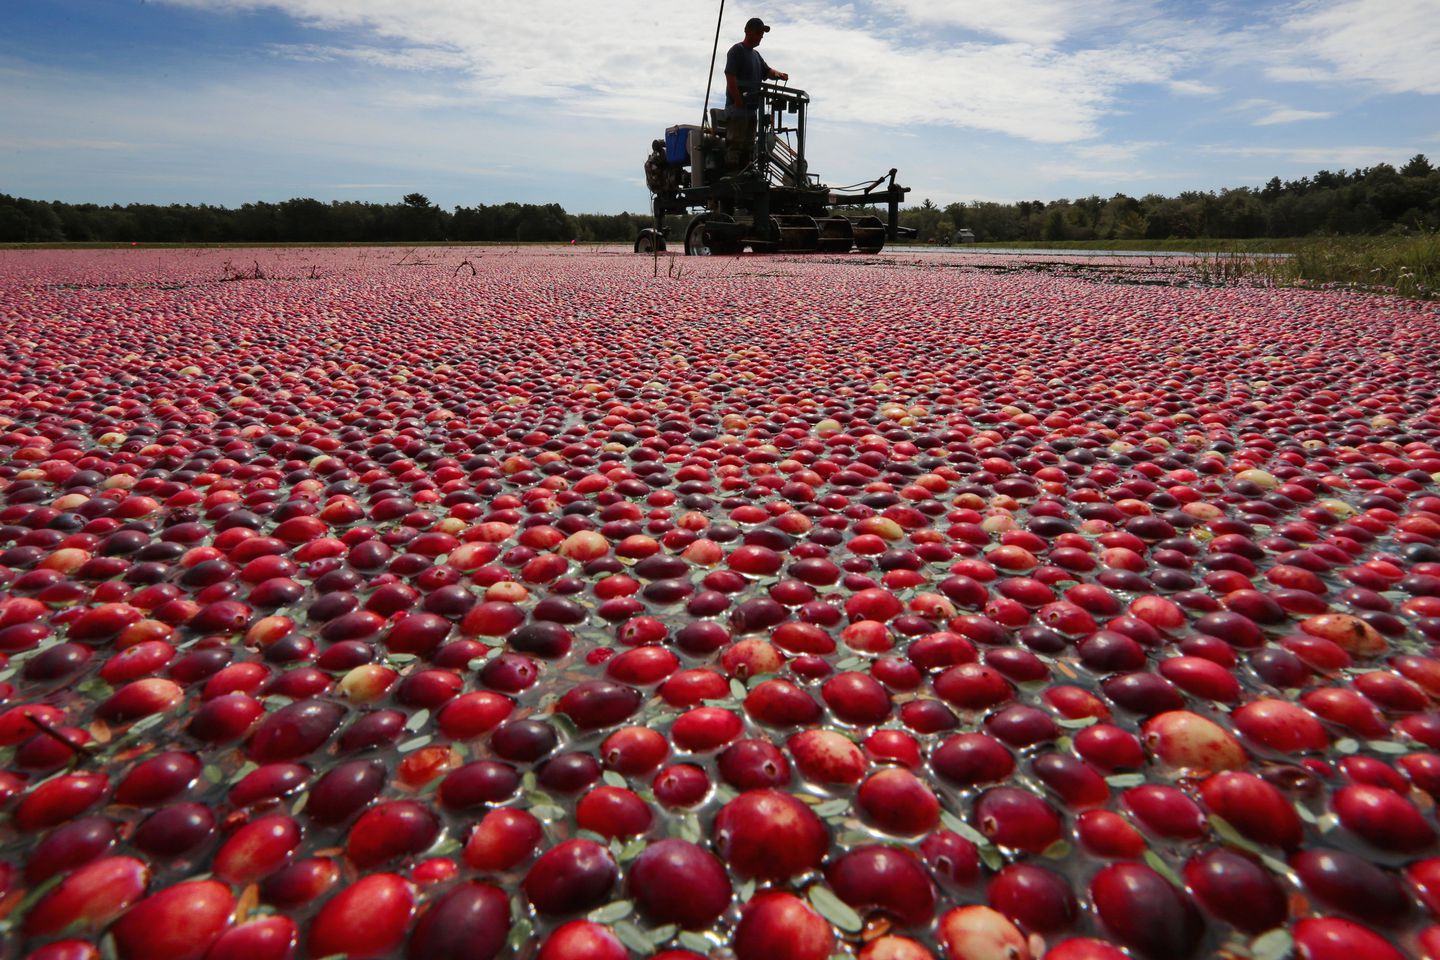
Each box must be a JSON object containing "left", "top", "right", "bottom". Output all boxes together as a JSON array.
[{"left": 1, "top": 245, "right": 1440, "bottom": 960}]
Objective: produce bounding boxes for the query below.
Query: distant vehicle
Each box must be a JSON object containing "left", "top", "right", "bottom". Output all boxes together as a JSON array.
[{"left": 637, "top": 82, "right": 914, "bottom": 255}]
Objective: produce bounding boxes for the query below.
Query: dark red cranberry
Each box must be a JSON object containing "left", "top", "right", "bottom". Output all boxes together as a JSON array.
[{"left": 987, "top": 863, "right": 1077, "bottom": 934}]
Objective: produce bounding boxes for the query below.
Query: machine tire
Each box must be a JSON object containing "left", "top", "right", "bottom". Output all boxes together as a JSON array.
[
  {"left": 634, "top": 229, "right": 666, "bottom": 253},
  {"left": 684, "top": 212, "right": 739, "bottom": 256}
]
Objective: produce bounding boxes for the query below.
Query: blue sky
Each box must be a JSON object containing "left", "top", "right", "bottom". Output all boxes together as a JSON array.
[{"left": 3, "top": 0, "right": 1437, "bottom": 213}]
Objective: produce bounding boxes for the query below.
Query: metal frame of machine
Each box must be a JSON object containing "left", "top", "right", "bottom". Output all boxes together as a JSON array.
[{"left": 637, "top": 81, "right": 913, "bottom": 255}]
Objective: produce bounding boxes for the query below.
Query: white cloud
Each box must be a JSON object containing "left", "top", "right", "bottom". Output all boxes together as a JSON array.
[
  {"left": 269, "top": 43, "right": 471, "bottom": 70},
  {"left": 157, "top": 0, "right": 1182, "bottom": 143},
  {"left": 1168, "top": 79, "right": 1219, "bottom": 96},
  {"left": 1204, "top": 143, "right": 1417, "bottom": 168},
  {"left": 8, "top": 0, "right": 1437, "bottom": 212},
  {"left": 886, "top": 0, "right": 1161, "bottom": 46},
  {"left": 1072, "top": 141, "right": 1158, "bottom": 163},
  {"left": 1253, "top": 108, "right": 1334, "bottom": 126},
  {"left": 9, "top": 137, "right": 143, "bottom": 152},
  {"left": 1280, "top": 0, "right": 1440, "bottom": 95},
  {"left": 1263, "top": 65, "right": 1337, "bottom": 84}
]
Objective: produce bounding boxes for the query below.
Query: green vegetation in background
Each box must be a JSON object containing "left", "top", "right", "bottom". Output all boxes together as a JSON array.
[
  {"left": 0, "top": 193, "right": 650, "bottom": 246},
  {"left": 2, "top": 156, "right": 1437, "bottom": 246},
  {"left": 1284, "top": 233, "right": 1438, "bottom": 299},
  {"left": 961, "top": 235, "right": 1437, "bottom": 300},
  {"left": 955, "top": 238, "right": 1301, "bottom": 253},
  {"left": 902, "top": 154, "right": 1437, "bottom": 243}
]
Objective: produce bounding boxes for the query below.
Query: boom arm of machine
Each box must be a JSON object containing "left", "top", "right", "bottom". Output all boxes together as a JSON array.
[{"left": 637, "top": 82, "right": 914, "bottom": 255}]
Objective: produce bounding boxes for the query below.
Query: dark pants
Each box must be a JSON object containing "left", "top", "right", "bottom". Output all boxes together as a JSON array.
[{"left": 725, "top": 108, "right": 757, "bottom": 172}]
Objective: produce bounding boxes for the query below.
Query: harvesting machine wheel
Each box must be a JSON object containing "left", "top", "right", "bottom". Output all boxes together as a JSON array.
[
  {"left": 814, "top": 216, "right": 855, "bottom": 253},
  {"left": 851, "top": 215, "right": 887, "bottom": 254},
  {"left": 634, "top": 229, "right": 666, "bottom": 253},
  {"left": 769, "top": 215, "right": 821, "bottom": 253},
  {"left": 684, "top": 212, "right": 741, "bottom": 256}
]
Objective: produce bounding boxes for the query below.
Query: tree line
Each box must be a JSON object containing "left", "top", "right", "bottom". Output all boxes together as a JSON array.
[
  {"left": 909, "top": 155, "right": 1438, "bottom": 243},
  {"left": 0, "top": 192, "right": 649, "bottom": 245},
  {"left": 2, "top": 156, "right": 1436, "bottom": 244}
]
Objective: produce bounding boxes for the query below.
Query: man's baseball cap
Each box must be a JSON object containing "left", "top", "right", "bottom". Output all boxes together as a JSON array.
[{"left": 745, "top": 17, "right": 771, "bottom": 33}]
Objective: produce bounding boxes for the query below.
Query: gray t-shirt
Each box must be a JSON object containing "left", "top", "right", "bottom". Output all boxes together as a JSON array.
[{"left": 724, "top": 42, "right": 769, "bottom": 112}]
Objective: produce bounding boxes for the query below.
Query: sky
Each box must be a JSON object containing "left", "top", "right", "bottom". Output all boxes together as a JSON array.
[{"left": 3, "top": 0, "right": 1438, "bottom": 213}]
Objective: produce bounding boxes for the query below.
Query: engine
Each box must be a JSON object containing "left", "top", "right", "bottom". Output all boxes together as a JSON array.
[{"left": 644, "top": 140, "right": 687, "bottom": 197}]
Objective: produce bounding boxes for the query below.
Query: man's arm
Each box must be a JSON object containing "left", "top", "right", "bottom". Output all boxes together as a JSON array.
[
  {"left": 726, "top": 71, "right": 742, "bottom": 104},
  {"left": 759, "top": 55, "right": 788, "bottom": 83}
]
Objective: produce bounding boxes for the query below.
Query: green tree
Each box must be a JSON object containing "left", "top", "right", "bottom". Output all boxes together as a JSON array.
[
  {"left": 1097, "top": 194, "right": 1147, "bottom": 239},
  {"left": 1401, "top": 155, "right": 1433, "bottom": 178},
  {"left": 1041, "top": 208, "right": 1068, "bottom": 241}
]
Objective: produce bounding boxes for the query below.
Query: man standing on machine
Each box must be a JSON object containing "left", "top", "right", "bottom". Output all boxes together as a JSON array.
[{"left": 724, "top": 17, "right": 788, "bottom": 173}]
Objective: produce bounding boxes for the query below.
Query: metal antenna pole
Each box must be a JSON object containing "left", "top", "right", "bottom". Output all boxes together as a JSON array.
[{"left": 700, "top": 0, "right": 725, "bottom": 129}]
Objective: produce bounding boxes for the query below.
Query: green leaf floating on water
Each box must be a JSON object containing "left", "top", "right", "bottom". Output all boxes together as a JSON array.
[
  {"left": 807, "top": 885, "right": 863, "bottom": 933},
  {"left": 1251, "top": 928, "right": 1293, "bottom": 960},
  {"left": 587, "top": 900, "right": 634, "bottom": 924},
  {"left": 1209, "top": 814, "right": 1263, "bottom": 855},
  {"left": 613, "top": 920, "right": 654, "bottom": 955},
  {"left": 941, "top": 809, "right": 990, "bottom": 847},
  {"left": 1143, "top": 849, "right": 1185, "bottom": 888},
  {"left": 679, "top": 931, "right": 713, "bottom": 953}
]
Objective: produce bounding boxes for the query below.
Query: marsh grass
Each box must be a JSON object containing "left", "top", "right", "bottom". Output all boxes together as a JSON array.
[
  {"left": 1189, "top": 234, "right": 1438, "bottom": 299},
  {"left": 977, "top": 234, "right": 1439, "bottom": 299},
  {"left": 1287, "top": 233, "right": 1438, "bottom": 299}
]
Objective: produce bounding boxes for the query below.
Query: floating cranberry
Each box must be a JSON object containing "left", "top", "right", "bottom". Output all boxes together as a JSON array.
[
  {"left": 25, "top": 817, "right": 117, "bottom": 884},
  {"left": 307, "top": 758, "right": 385, "bottom": 823},
  {"left": 1122, "top": 784, "right": 1208, "bottom": 840},
  {"left": 1333, "top": 782, "right": 1436, "bottom": 851},
  {"left": 556, "top": 678, "right": 641, "bottom": 730},
  {"left": 1290, "top": 847, "right": 1410, "bottom": 925},
  {"left": 24, "top": 855, "right": 150, "bottom": 938},
  {"left": 539, "top": 751, "right": 602, "bottom": 793},
  {"left": 933, "top": 733, "right": 1015, "bottom": 786},
  {"left": 115, "top": 750, "right": 201, "bottom": 806},
  {"left": 629, "top": 838, "right": 732, "bottom": 928},
  {"left": 920, "top": 830, "right": 981, "bottom": 885},
  {"left": 986, "top": 863, "right": 1077, "bottom": 934},
  {"left": 132, "top": 803, "right": 216, "bottom": 859},
  {"left": 346, "top": 800, "right": 440, "bottom": 868},
  {"left": 858, "top": 768, "right": 940, "bottom": 836},
  {"left": 937, "top": 906, "right": 1029, "bottom": 960},
  {"left": 1198, "top": 770, "right": 1303, "bottom": 849},
  {"left": 719, "top": 738, "right": 792, "bottom": 789},
  {"left": 439, "top": 760, "right": 519, "bottom": 810},
  {"left": 974, "top": 786, "right": 1062, "bottom": 853},
  {"left": 733, "top": 892, "right": 834, "bottom": 960},
  {"left": 15, "top": 771, "right": 110, "bottom": 831},
  {"left": 600, "top": 725, "right": 669, "bottom": 775},
  {"left": 464, "top": 808, "right": 544, "bottom": 872},
  {"left": 789, "top": 728, "right": 867, "bottom": 785},
  {"left": 523, "top": 839, "right": 618, "bottom": 915},
  {"left": 404, "top": 882, "right": 510, "bottom": 960},
  {"left": 827, "top": 845, "right": 936, "bottom": 927},
  {"left": 260, "top": 857, "right": 339, "bottom": 909},
  {"left": 247, "top": 698, "right": 344, "bottom": 761},
  {"left": 713, "top": 789, "right": 828, "bottom": 880},
  {"left": 214, "top": 814, "right": 302, "bottom": 884},
  {"left": 1090, "top": 862, "right": 1202, "bottom": 958},
  {"left": 1292, "top": 917, "right": 1407, "bottom": 960},
  {"left": 308, "top": 872, "right": 416, "bottom": 959},
  {"left": 1182, "top": 847, "right": 1287, "bottom": 934},
  {"left": 110, "top": 879, "right": 234, "bottom": 960}
]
